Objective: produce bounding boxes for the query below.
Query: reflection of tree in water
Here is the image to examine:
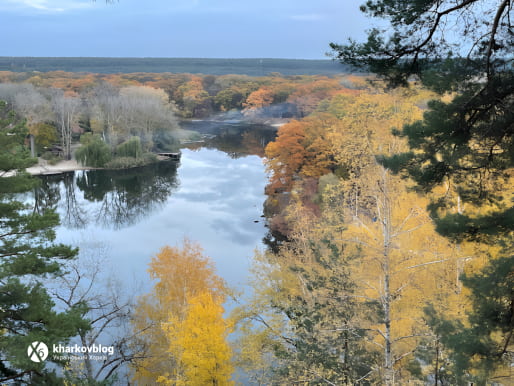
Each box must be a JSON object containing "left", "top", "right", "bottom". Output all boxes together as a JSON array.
[
  {"left": 33, "top": 173, "right": 87, "bottom": 228},
  {"left": 33, "top": 175, "right": 60, "bottom": 215},
  {"left": 37, "top": 161, "right": 180, "bottom": 230},
  {"left": 63, "top": 172, "right": 88, "bottom": 228},
  {"left": 37, "top": 123, "right": 270, "bottom": 229},
  {"left": 185, "top": 124, "right": 276, "bottom": 158},
  {"left": 75, "top": 161, "right": 179, "bottom": 229}
]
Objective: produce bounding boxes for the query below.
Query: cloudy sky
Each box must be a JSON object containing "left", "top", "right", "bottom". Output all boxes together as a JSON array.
[{"left": 0, "top": 0, "right": 370, "bottom": 59}]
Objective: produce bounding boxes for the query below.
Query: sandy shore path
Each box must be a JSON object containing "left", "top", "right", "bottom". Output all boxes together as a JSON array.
[{"left": 25, "top": 158, "right": 90, "bottom": 175}]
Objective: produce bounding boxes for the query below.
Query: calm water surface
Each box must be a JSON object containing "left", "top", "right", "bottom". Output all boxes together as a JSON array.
[{"left": 46, "top": 147, "right": 268, "bottom": 294}]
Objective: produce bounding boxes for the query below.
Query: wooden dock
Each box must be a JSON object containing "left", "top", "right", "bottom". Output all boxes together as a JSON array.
[{"left": 157, "top": 152, "right": 181, "bottom": 161}]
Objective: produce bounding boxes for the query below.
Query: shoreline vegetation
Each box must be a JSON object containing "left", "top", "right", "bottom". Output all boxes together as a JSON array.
[{"left": 16, "top": 117, "right": 286, "bottom": 176}]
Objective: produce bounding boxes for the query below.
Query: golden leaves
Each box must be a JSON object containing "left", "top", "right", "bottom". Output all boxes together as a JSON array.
[
  {"left": 131, "top": 239, "right": 233, "bottom": 384},
  {"left": 160, "top": 291, "right": 234, "bottom": 385}
]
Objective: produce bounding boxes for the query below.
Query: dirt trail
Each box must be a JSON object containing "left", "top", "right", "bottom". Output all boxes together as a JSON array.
[{"left": 25, "top": 158, "right": 89, "bottom": 175}]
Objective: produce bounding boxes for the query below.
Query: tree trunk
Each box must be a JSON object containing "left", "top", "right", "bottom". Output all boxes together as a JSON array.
[
  {"left": 434, "top": 340, "right": 439, "bottom": 386},
  {"left": 81, "top": 334, "right": 94, "bottom": 379},
  {"left": 384, "top": 249, "right": 393, "bottom": 386},
  {"left": 381, "top": 169, "right": 394, "bottom": 386},
  {"left": 29, "top": 134, "right": 35, "bottom": 157}
]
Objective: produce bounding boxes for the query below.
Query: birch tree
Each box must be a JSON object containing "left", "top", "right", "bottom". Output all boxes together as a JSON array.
[
  {"left": 88, "top": 82, "right": 124, "bottom": 145},
  {"left": 50, "top": 90, "right": 82, "bottom": 160},
  {"left": 336, "top": 165, "right": 468, "bottom": 384}
]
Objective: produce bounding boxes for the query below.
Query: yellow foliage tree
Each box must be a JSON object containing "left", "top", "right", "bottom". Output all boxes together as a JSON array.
[
  {"left": 254, "top": 83, "right": 484, "bottom": 383},
  {"left": 336, "top": 166, "right": 469, "bottom": 384},
  {"left": 29, "top": 122, "right": 57, "bottom": 151},
  {"left": 130, "top": 239, "right": 230, "bottom": 384},
  {"left": 158, "top": 291, "right": 234, "bottom": 385},
  {"left": 234, "top": 207, "right": 374, "bottom": 384},
  {"left": 318, "top": 88, "right": 475, "bottom": 383}
]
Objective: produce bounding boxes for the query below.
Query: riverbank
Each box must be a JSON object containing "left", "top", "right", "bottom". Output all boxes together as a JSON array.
[
  {"left": 20, "top": 155, "right": 180, "bottom": 176},
  {"left": 11, "top": 116, "right": 278, "bottom": 177},
  {"left": 0, "top": 158, "right": 89, "bottom": 177},
  {"left": 26, "top": 158, "right": 90, "bottom": 176}
]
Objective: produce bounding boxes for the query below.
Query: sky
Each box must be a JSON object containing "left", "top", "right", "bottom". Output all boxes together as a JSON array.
[{"left": 0, "top": 0, "right": 370, "bottom": 59}]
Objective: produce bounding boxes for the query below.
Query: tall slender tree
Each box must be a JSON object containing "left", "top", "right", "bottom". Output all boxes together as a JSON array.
[{"left": 50, "top": 90, "right": 82, "bottom": 160}]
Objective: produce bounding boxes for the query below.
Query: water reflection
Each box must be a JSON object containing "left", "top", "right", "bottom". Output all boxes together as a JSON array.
[
  {"left": 205, "top": 124, "right": 276, "bottom": 157},
  {"left": 39, "top": 161, "right": 179, "bottom": 230},
  {"left": 181, "top": 121, "right": 276, "bottom": 158},
  {"left": 33, "top": 175, "right": 61, "bottom": 215},
  {"left": 36, "top": 122, "right": 276, "bottom": 231},
  {"left": 50, "top": 148, "right": 268, "bottom": 290},
  {"left": 33, "top": 121, "right": 274, "bottom": 292}
]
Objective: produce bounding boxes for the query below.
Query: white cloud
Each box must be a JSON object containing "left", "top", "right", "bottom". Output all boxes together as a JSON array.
[{"left": 2, "top": 0, "right": 93, "bottom": 13}]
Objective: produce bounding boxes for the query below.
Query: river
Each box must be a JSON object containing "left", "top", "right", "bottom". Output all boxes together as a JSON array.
[{"left": 39, "top": 122, "right": 274, "bottom": 294}]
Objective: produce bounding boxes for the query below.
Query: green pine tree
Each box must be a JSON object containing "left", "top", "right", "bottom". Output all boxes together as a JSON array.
[
  {"left": 423, "top": 253, "right": 513, "bottom": 385},
  {"left": 331, "top": 0, "right": 514, "bottom": 239},
  {"left": 0, "top": 100, "right": 89, "bottom": 384}
]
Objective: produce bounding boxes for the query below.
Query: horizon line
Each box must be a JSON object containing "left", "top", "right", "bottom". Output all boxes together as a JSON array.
[{"left": 0, "top": 56, "right": 336, "bottom": 61}]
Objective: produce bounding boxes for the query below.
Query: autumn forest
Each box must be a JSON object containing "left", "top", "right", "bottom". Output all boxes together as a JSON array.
[
  {"left": 1, "top": 58, "right": 512, "bottom": 385},
  {"left": 1, "top": 1, "right": 514, "bottom": 382}
]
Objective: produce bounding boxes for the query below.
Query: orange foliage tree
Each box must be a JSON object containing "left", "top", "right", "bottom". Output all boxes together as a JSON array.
[
  {"left": 242, "top": 86, "right": 275, "bottom": 116},
  {"left": 265, "top": 120, "right": 308, "bottom": 193},
  {"left": 175, "top": 76, "right": 212, "bottom": 117}
]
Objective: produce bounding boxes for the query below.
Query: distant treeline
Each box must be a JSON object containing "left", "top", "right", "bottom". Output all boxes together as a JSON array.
[{"left": 0, "top": 57, "right": 352, "bottom": 76}]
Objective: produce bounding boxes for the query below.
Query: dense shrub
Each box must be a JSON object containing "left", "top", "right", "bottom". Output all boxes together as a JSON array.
[
  {"left": 76, "top": 133, "right": 111, "bottom": 167},
  {"left": 116, "top": 136, "right": 143, "bottom": 158},
  {"left": 104, "top": 153, "right": 157, "bottom": 169},
  {"left": 41, "top": 151, "right": 62, "bottom": 165},
  {"left": 153, "top": 128, "right": 180, "bottom": 152}
]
